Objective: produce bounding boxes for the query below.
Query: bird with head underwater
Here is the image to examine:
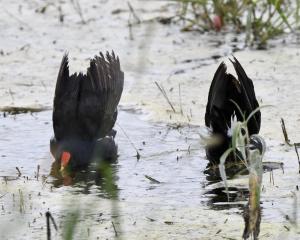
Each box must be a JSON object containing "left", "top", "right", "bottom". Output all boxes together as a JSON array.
[
  {"left": 50, "top": 51, "right": 124, "bottom": 177},
  {"left": 204, "top": 57, "right": 264, "bottom": 168}
]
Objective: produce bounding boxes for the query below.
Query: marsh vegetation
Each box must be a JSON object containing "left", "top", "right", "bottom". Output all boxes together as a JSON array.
[{"left": 167, "top": 0, "right": 300, "bottom": 48}]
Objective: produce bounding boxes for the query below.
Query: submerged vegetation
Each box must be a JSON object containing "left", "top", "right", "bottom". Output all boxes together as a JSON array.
[{"left": 167, "top": 0, "right": 300, "bottom": 48}]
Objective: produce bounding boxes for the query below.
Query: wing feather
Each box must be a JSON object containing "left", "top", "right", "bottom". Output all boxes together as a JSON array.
[
  {"left": 53, "top": 54, "right": 81, "bottom": 140},
  {"left": 230, "top": 57, "right": 260, "bottom": 134},
  {"left": 205, "top": 62, "right": 229, "bottom": 129},
  {"left": 78, "top": 51, "right": 124, "bottom": 139},
  {"left": 52, "top": 51, "right": 124, "bottom": 141}
]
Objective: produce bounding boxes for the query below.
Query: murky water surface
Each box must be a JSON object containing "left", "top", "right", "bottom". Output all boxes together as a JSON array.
[
  {"left": 0, "top": 0, "right": 300, "bottom": 239},
  {"left": 0, "top": 110, "right": 299, "bottom": 239}
]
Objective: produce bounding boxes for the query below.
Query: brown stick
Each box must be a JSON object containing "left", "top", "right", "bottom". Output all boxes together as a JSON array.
[{"left": 155, "top": 82, "right": 176, "bottom": 113}]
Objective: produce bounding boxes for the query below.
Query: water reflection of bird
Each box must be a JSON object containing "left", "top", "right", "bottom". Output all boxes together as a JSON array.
[
  {"left": 50, "top": 159, "right": 119, "bottom": 198},
  {"left": 205, "top": 57, "right": 261, "bottom": 164},
  {"left": 50, "top": 51, "right": 124, "bottom": 172}
]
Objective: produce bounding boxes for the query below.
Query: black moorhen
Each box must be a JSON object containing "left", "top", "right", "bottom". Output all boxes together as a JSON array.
[
  {"left": 50, "top": 51, "right": 124, "bottom": 171},
  {"left": 205, "top": 57, "right": 261, "bottom": 164}
]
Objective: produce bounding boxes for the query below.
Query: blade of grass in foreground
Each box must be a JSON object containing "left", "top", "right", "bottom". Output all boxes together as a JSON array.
[
  {"left": 248, "top": 150, "right": 263, "bottom": 235},
  {"left": 219, "top": 147, "right": 234, "bottom": 201},
  {"left": 63, "top": 209, "right": 80, "bottom": 240}
]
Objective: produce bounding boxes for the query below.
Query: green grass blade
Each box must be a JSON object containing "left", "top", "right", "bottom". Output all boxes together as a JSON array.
[
  {"left": 219, "top": 147, "right": 234, "bottom": 201},
  {"left": 246, "top": 105, "right": 273, "bottom": 124},
  {"left": 270, "top": 0, "right": 293, "bottom": 30}
]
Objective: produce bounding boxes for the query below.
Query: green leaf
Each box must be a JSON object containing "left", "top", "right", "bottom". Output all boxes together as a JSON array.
[
  {"left": 219, "top": 147, "right": 234, "bottom": 202},
  {"left": 246, "top": 105, "right": 273, "bottom": 124},
  {"left": 270, "top": 0, "right": 293, "bottom": 30}
]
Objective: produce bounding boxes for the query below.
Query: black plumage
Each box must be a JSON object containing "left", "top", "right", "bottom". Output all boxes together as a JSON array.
[
  {"left": 50, "top": 51, "right": 124, "bottom": 170},
  {"left": 205, "top": 57, "right": 261, "bottom": 164}
]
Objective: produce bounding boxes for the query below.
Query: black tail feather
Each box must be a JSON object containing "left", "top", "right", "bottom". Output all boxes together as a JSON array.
[
  {"left": 53, "top": 51, "right": 124, "bottom": 141},
  {"left": 230, "top": 57, "right": 260, "bottom": 134}
]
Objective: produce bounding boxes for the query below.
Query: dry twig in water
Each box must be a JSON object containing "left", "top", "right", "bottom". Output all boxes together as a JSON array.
[
  {"left": 145, "top": 175, "right": 161, "bottom": 184},
  {"left": 70, "top": 0, "right": 86, "bottom": 24},
  {"left": 155, "top": 81, "right": 176, "bottom": 113},
  {"left": 179, "top": 83, "right": 183, "bottom": 115},
  {"left": 46, "top": 211, "right": 58, "bottom": 240},
  {"left": 281, "top": 118, "right": 300, "bottom": 173},
  {"left": 111, "top": 221, "right": 118, "bottom": 237},
  {"left": 116, "top": 122, "right": 141, "bottom": 160},
  {"left": 294, "top": 144, "right": 300, "bottom": 173},
  {"left": 281, "top": 118, "right": 292, "bottom": 146},
  {"left": 16, "top": 167, "right": 21, "bottom": 177},
  {"left": 127, "top": 2, "right": 141, "bottom": 24}
]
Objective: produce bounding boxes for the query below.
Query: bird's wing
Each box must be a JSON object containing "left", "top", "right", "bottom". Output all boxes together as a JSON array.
[
  {"left": 53, "top": 54, "right": 81, "bottom": 140},
  {"left": 77, "top": 51, "right": 124, "bottom": 139},
  {"left": 205, "top": 62, "right": 227, "bottom": 126},
  {"left": 230, "top": 57, "right": 261, "bottom": 134},
  {"left": 205, "top": 62, "right": 234, "bottom": 130},
  {"left": 205, "top": 61, "right": 245, "bottom": 134}
]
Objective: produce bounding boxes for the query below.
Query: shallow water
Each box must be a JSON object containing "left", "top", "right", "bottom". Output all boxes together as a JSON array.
[
  {"left": 0, "top": 0, "right": 300, "bottom": 239},
  {"left": 0, "top": 110, "right": 299, "bottom": 239}
]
